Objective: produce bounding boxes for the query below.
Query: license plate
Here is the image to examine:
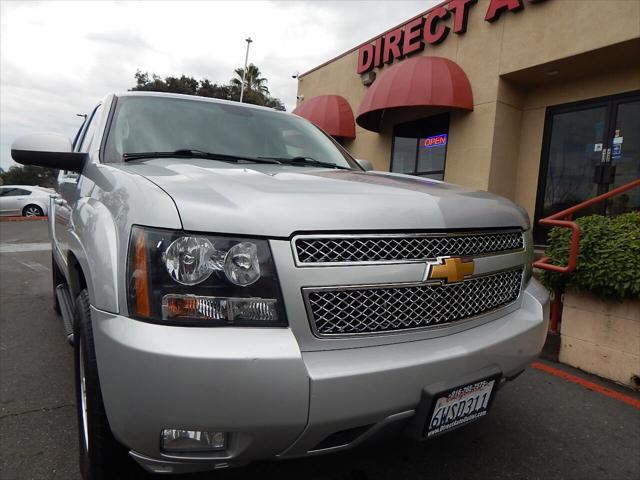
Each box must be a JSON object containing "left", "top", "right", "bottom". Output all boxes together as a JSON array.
[{"left": 425, "top": 377, "right": 498, "bottom": 438}]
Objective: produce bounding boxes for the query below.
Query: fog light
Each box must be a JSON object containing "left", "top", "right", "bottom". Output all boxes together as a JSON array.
[{"left": 161, "top": 429, "right": 226, "bottom": 453}]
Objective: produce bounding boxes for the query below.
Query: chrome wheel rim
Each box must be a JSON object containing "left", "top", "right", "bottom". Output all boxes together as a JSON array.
[
  {"left": 25, "top": 207, "right": 39, "bottom": 217},
  {"left": 78, "top": 341, "right": 89, "bottom": 453}
]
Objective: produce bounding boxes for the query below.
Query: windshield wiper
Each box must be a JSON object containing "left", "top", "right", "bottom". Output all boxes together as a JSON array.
[
  {"left": 258, "top": 156, "right": 351, "bottom": 170},
  {"left": 123, "top": 149, "right": 281, "bottom": 165}
]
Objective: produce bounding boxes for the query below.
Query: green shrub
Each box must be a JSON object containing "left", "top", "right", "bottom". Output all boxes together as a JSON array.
[{"left": 541, "top": 212, "right": 640, "bottom": 300}]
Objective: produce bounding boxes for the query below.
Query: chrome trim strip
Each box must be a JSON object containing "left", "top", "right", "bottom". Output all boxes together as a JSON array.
[
  {"left": 472, "top": 251, "right": 525, "bottom": 276},
  {"left": 291, "top": 229, "right": 525, "bottom": 267},
  {"left": 302, "top": 267, "right": 524, "bottom": 338}
]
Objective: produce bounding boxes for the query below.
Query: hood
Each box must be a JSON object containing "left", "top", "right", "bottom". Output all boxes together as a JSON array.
[{"left": 119, "top": 159, "right": 528, "bottom": 237}]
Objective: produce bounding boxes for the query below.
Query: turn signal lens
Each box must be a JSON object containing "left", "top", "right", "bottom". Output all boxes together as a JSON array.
[
  {"left": 161, "top": 429, "right": 226, "bottom": 453},
  {"left": 133, "top": 229, "right": 151, "bottom": 317},
  {"left": 162, "top": 294, "right": 278, "bottom": 323}
]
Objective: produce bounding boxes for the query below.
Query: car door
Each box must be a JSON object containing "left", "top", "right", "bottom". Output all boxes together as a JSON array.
[
  {"left": 0, "top": 187, "right": 12, "bottom": 215},
  {"left": 0, "top": 188, "right": 8, "bottom": 215},
  {"left": 0, "top": 188, "right": 30, "bottom": 215},
  {"left": 53, "top": 103, "right": 101, "bottom": 262},
  {"left": 12, "top": 188, "right": 34, "bottom": 215},
  {"left": 50, "top": 116, "right": 88, "bottom": 261}
]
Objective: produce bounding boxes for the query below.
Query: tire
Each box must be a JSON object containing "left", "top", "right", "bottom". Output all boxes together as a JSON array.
[
  {"left": 22, "top": 204, "right": 44, "bottom": 217},
  {"left": 74, "top": 290, "right": 137, "bottom": 479},
  {"left": 52, "top": 254, "right": 63, "bottom": 315}
]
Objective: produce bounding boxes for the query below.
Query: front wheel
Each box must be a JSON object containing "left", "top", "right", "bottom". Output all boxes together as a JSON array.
[
  {"left": 22, "top": 204, "right": 44, "bottom": 217},
  {"left": 74, "top": 290, "right": 138, "bottom": 479}
]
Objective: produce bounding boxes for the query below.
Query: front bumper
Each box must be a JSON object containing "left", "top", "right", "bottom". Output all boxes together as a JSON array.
[{"left": 92, "top": 280, "right": 549, "bottom": 474}]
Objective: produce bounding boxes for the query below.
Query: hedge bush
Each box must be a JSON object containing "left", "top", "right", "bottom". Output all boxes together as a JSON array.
[{"left": 541, "top": 211, "right": 640, "bottom": 300}]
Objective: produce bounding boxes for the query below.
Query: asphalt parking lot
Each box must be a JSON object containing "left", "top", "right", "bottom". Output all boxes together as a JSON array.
[{"left": 1, "top": 219, "right": 639, "bottom": 480}]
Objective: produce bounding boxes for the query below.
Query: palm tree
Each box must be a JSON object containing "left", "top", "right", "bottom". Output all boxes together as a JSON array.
[{"left": 231, "top": 64, "right": 270, "bottom": 97}]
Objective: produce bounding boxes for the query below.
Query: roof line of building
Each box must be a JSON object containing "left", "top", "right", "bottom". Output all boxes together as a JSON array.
[{"left": 298, "top": 0, "right": 452, "bottom": 79}]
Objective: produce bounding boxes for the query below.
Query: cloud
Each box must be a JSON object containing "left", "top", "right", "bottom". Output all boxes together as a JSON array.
[
  {"left": 85, "top": 29, "right": 153, "bottom": 51},
  {"left": 1, "top": 0, "right": 433, "bottom": 170}
]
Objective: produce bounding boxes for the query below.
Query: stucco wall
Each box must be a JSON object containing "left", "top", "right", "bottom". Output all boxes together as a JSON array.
[
  {"left": 560, "top": 292, "right": 640, "bottom": 389},
  {"left": 498, "top": 0, "right": 640, "bottom": 75},
  {"left": 296, "top": 0, "right": 640, "bottom": 218}
]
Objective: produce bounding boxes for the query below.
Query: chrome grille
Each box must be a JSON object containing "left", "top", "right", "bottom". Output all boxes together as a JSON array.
[
  {"left": 294, "top": 231, "right": 523, "bottom": 265},
  {"left": 305, "top": 269, "right": 523, "bottom": 336}
]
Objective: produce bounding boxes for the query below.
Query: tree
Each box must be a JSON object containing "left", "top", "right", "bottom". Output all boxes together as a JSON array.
[
  {"left": 263, "top": 96, "right": 285, "bottom": 111},
  {"left": 131, "top": 71, "right": 199, "bottom": 95},
  {"left": 197, "top": 79, "right": 234, "bottom": 100},
  {"left": 230, "top": 64, "right": 270, "bottom": 96},
  {"left": 130, "top": 66, "right": 285, "bottom": 111},
  {"left": 164, "top": 75, "right": 199, "bottom": 95},
  {"left": 131, "top": 71, "right": 168, "bottom": 92},
  {"left": 0, "top": 165, "right": 57, "bottom": 188}
]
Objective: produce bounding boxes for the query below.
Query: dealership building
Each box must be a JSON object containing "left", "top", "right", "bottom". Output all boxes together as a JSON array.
[{"left": 294, "top": 0, "right": 640, "bottom": 243}]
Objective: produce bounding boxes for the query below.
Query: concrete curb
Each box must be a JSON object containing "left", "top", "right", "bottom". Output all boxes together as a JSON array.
[{"left": 0, "top": 216, "right": 48, "bottom": 222}]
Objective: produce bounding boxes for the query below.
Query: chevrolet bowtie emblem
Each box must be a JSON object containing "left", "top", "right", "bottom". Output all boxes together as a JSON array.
[{"left": 425, "top": 257, "right": 475, "bottom": 284}]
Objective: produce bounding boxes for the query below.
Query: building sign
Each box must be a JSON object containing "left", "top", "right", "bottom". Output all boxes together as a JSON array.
[
  {"left": 422, "top": 134, "right": 448, "bottom": 148},
  {"left": 357, "top": 0, "right": 549, "bottom": 74},
  {"left": 612, "top": 130, "right": 624, "bottom": 161}
]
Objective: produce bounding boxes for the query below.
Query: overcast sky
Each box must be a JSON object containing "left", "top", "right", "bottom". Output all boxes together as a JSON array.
[{"left": 0, "top": 0, "right": 437, "bottom": 170}]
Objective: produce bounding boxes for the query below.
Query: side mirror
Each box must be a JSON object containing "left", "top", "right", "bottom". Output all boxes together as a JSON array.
[
  {"left": 11, "top": 133, "right": 87, "bottom": 173},
  {"left": 356, "top": 158, "right": 374, "bottom": 171}
]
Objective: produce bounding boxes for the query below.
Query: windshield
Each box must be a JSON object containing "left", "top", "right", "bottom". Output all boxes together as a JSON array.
[{"left": 104, "top": 95, "right": 358, "bottom": 169}]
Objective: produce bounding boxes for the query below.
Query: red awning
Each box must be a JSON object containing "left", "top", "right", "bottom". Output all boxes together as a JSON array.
[
  {"left": 293, "top": 95, "right": 356, "bottom": 139},
  {"left": 356, "top": 56, "right": 473, "bottom": 132}
]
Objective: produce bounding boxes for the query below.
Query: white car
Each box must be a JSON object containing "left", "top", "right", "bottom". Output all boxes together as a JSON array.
[{"left": 0, "top": 185, "right": 51, "bottom": 216}]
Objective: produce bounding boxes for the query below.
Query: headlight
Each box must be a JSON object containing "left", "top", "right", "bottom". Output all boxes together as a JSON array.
[
  {"left": 127, "top": 226, "right": 286, "bottom": 327},
  {"left": 164, "top": 236, "right": 216, "bottom": 285},
  {"left": 224, "top": 242, "right": 261, "bottom": 286}
]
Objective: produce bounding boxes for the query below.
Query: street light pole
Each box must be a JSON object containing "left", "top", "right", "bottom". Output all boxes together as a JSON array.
[{"left": 239, "top": 37, "right": 253, "bottom": 103}]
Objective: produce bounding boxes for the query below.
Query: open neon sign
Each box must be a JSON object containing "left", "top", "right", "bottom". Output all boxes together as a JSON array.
[{"left": 422, "top": 134, "right": 448, "bottom": 148}]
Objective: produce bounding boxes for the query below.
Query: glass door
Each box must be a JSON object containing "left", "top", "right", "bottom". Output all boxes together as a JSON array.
[
  {"left": 534, "top": 91, "right": 640, "bottom": 244},
  {"left": 609, "top": 98, "right": 640, "bottom": 214}
]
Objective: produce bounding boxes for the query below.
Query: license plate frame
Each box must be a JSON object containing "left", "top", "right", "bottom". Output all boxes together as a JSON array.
[{"left": 424, "top": 374, "right": 501, "bottom": 439}]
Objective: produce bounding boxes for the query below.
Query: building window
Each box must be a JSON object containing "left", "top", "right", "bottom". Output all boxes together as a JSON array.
[{"left": 390, "top": 113, "right": 449, "bottom": 180}]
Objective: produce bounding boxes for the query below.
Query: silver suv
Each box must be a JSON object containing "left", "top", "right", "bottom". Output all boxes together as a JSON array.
[{"left": 12, "top": 92, "right": 549, "bottom": 479}]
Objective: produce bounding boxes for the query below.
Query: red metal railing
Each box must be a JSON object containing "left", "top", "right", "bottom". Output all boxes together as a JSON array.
[{"left": 534, "top": 178, "right": 640, "bottom": 333}]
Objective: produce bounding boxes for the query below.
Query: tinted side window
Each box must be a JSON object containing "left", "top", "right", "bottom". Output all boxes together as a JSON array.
[
  {"left": 78, "top": 104, "right": 102, "bottom": 153},
  {"left": 1, "top": 188, "right": 30, "bottom": 196}
]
